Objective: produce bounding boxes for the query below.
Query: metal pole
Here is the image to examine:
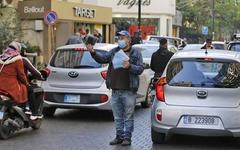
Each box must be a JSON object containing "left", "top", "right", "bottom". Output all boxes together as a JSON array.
[
  {"left": 138, "top": 0, "right": 141, "bottom": 41},
  {"left": 212, "top": 0, "right": 215, "bottom": 40}
]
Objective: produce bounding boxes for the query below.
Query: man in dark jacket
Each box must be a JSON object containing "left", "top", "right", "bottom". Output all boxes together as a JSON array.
[
  {"left": 201, "top": 38, "right": 214, "bottom": 49},
  {"left": 87, "top": 30, "right": 144, "bottom": 146},
  {"left": 150, "top": 38, "right": 174, "bottom": 77},
  {"left": 65, "top": 32, "right": 83, "bottom": 45}
]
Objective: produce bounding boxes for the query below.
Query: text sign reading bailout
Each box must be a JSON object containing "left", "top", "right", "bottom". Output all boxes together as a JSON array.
[
  {"left": 74, "top": 7, "right": 96, "bottom": 18},
  {"left": 24, "top": 6, "right": 45, "bottom": 14}
]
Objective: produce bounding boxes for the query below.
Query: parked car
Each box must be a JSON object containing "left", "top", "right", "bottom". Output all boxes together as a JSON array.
[
  {"left": 182, "top": 44, "right": 203, "bottom": 51},
  {"left": 41, "top": 43, "right": 151, "bottom": 117},
  {"left": 227, "top": 40, "right": 240, "bottom": 52},
  {"left": 151, "top": 49, "right": 240, "bottom": 144},
  {"left": 146, "top": 36, "right": 181, "bottom": 47},
  {"left": 212, "top": 41, "right": 227, "bottom": 50},
  {"left": 133, "top": 44, "right": 179, "bottom": 107}
]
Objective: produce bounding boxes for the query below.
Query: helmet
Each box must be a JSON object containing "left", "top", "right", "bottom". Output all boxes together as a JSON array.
[
  {"left": 9, "top": 41, "right": 22, "bottom": 52},
  {"left": 20, "top": 43, "right": 27, "bottom": 57}
]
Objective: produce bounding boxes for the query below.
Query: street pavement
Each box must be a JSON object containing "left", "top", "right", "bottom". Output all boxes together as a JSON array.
[{"left": 0, "top": 105, "right": 240, "bottom": 150}]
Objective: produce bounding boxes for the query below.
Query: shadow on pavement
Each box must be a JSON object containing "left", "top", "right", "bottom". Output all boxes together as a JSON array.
[{"left": 152, "top": 134, "right": 240, "bottom": 150}]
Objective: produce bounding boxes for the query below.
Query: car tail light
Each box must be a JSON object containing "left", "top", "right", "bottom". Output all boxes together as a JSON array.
[
  {"left": 101, "top": 95, "right": 108, "bottom": 102},
  {"left": 196, "top": 58, "right": 213, "bottom": 61},
  {"left": 44, "top": 69, "right": 50, "bottom": 77},
  {"left": 43, "top": 93, "right": 47, "bottom": 100},
  {"left": 156, "top": 109, "right": 162, "bottom": 121},
  {"left": 101, "top": 71, "right": 107, "bottom": 80},
  {"left": 156, "top": 77, "right": 166, "bottom": 102}
]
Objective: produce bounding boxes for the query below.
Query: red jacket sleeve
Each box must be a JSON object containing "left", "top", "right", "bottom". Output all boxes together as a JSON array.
[{"left": 16, "top": 59, "right": 29, "bottom": 86}]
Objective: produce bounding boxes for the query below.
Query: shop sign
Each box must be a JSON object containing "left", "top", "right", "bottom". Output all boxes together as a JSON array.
[
  {"left": 129, "top": 25, "right": 154, "bottom": 40},
  {"left": 117, "top": 0, "right": 151, "bottom": 9},
  {"left": 24, "top": 6, "right": 45, "bottom": 14},
  {"left": 74, "top": 7, "right": 96, "bottom": 18}
]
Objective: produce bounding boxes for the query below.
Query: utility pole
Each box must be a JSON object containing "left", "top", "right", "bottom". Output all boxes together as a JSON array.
[
  {"left": 212, "top": 0, "right": 215, "bottom": 40},
  {"left": 137, "top": 0, "right": 142, "bottom": 43}
]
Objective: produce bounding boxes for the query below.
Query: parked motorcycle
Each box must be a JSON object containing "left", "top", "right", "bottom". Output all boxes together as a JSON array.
[{"left": 0, "top": 70, "right": 48, "bottom": 139}]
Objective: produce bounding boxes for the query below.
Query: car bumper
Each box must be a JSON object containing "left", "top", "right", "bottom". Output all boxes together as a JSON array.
[
  {"left": 151, "top": 100, "right": 240, "bottom": 137},
  {"left": 44, "top": 99, "right": 112, "bottom": 110},
  {"left": 42, "top": 83, "right": 112, "bottom": 110}
]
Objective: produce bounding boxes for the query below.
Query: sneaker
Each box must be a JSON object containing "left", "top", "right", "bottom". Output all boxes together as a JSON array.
[
  {"left": 25, "top": 110, "right": 32, "bottom": 115},
  {"left": 121, "top": 138, "right": 131, "bottom": 146},
  {"left": 30, "top": 115, "right": 38, "bottom": 120},
  {"left": 37, "top": 115, "right": 43, "bottom": 119},
  {"left": 109, "top": 136, "right": 123, "bottom": 145}
]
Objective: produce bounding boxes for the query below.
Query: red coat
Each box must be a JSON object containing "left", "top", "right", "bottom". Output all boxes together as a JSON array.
[{"left": 0, "top": 56, "right": 29, "bottom": 103}]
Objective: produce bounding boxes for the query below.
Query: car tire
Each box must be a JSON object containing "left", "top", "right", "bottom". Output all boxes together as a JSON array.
[
  {"left": 151, "top": 128, "right": 165, "bottom": 144},
  {"left": 141, "top": 84, "right": 151, "bottom": 108},
  {"left": 42, "top": 107, "right": 56, "bottom": 117}
]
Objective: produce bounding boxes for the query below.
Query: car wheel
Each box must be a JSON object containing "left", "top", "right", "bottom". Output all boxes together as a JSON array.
[
  {"left": 141, "top": 83, "right": 151, "bottom": 108},
  {"left": 151, "top": 128, "right": 165, "bottom": 144},
  {"left": 42, "top": 107, "right": 56, "bottom": 117}
]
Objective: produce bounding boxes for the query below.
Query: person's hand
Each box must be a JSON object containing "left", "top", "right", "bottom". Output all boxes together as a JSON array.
[
  {"left": 123, "top": 60, "right": 130, "bottom": 69},
  {"left": 87, "top": 44, "right": 94, "bottom": 53}
]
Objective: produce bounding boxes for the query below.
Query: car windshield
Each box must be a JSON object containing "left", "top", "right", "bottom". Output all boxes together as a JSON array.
[
  {"left": 229, "top": 43, "right": 240, "bottom": 52},
  {"left": 182, "top": 44, "right": 203, "bottom": 51},
  {"left": 167, "top": 60, "right": 240, "bottom": 88},
  {"left": 50, "top": 49, "right": 107, "bottom": 68},
  {"left": 135, "top": 46, "right": 158, "bottom": 58}
]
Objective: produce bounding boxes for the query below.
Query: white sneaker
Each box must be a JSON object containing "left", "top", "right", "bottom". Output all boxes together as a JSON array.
[
  {"left": 25, "top": 111, "right": 32, "bottom": 115},
  {"left": 37, "top": 115, "right": 43, "bottom": 119},
  {"left": 30, "top": 115, "right": 38, "bottom": 120}
]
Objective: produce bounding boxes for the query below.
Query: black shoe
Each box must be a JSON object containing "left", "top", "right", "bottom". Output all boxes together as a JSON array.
[
  {"left": 109, "top": 137, "right": 123, "bottom": 145},
  {"left": 121, "top": 138, "right": 131, "bottom": 146}
]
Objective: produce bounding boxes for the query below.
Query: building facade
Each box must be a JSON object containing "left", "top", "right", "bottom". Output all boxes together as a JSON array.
[
  {"left": 14, "top": 0, "right": 113, "bottom": 63},
  {"left": 82, "top": 0, "right": 176, "bottom": 39}
]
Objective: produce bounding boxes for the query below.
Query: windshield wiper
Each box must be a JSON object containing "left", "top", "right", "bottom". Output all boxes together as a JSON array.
[{"left": 73, "top": 65, "right": 96, "bottom": 68}]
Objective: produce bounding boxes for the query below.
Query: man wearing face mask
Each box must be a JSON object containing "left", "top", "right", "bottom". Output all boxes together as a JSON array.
[{"left": 87, "top": 30, "right": 144, "bottom": 146}]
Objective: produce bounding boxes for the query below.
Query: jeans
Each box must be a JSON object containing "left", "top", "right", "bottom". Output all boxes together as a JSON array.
[{"left": 111, "top": 90, "right": 137, "bottom": 139}]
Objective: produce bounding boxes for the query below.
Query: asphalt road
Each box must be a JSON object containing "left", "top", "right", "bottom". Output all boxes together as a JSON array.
[{"left": 0, "top": 105, "right": 240, "bottom": 150}]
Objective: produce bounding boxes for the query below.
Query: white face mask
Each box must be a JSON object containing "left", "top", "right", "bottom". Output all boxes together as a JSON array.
[{"left": 118, "top": 40, "right": 127, "bottom": 49}]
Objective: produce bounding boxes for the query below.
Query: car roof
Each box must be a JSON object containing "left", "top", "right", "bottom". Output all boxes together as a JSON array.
[
  {"left": 212, "top": 41, "right": 225, "bottom": 44},
  {"left": 56, "top": 43, "right": 118, "bottom": 51},
  {"left": 148, "top": 35, "right": 181, "bottom": 40},
  {"left": 172, "top": 49, "right": 240, "bottom": 62},
  {"left": 229, "top": 40, "right": 240, "bottom": 44}
]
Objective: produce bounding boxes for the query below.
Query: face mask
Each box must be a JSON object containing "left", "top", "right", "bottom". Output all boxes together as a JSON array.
[{"left": 118, "top": 40, "right": 127, "bottom": 48}]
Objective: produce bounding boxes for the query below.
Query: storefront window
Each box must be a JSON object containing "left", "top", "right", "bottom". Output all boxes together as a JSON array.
[{"left": 113, "top": 18, "right": 159, "bottom": 40}]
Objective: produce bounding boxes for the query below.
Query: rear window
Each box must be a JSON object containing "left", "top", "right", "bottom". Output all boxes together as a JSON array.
[
  {"left": 167, "top": 60, "right": 240, "bottom": 88},
  {"left": 229, "top": 43, "right": 240, "bottom": 52},
  {"left": 50, "top": 49, "right": 107, "bottom": 68},
  {"left": 213, "top": 44, "right": 225, "bottom": 50}
]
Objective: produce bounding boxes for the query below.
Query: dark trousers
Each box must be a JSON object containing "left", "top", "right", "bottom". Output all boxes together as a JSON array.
[{"left": 27, "top": 84, "right": 43, "bottom": 115}]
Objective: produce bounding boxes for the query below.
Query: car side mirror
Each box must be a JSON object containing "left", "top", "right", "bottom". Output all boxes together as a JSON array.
[{"left": 143, "top": 63, "right": 150, "bottom": 69}]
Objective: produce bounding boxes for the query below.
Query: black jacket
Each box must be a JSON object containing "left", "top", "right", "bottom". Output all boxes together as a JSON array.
[
  {"left": 91, "top": 47, "right": 144, "bottom": 92},
  {"left": 150, "top": 47, "right": 174, "bottom": 76}
]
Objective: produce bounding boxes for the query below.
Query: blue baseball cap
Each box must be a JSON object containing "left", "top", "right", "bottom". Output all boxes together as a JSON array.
[{"left": 117, "top": 30, "right": 130, "bottom": 38}]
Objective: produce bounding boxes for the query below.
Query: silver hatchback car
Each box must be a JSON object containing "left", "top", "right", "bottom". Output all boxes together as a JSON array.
[
  {"left": 41, "top": 43, "right": 150, "bottom": 117},
  {"left": 151, "top": 49, "right": 240, "bottom": 143}
]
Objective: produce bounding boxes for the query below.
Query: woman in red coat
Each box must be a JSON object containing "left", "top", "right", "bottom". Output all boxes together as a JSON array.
[{"left": 0, "top": 42, "right": 29, "bottom": 103}]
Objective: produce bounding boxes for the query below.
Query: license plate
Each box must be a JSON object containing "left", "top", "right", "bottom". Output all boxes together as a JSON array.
[
  {"left": 0, "top": 112, "right": 4, "bottom": 119},
  {"left": 64, "top": 95, "right": 80, "bottom": 103},
  {"left": 183, "top": 116, "right": 219, "bottom": 125}
]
